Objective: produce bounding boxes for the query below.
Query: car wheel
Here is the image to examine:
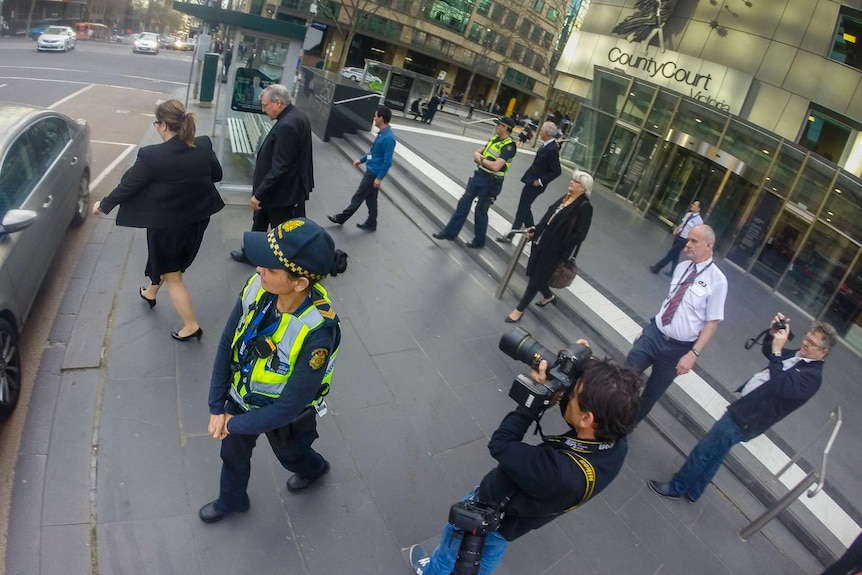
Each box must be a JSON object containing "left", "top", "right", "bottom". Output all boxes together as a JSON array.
[
  {"left": 71, "top": 173, "right": 89, "bottom": 227},
  {"left": 350, "top": 75, "right": 358, "bottom": 82},
  {"left": 0, "top": 319, "right": 21, "bottom": 420}
]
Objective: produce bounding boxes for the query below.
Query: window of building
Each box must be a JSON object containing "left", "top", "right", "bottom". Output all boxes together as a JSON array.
[
  {"left": 542, "top": 31, "right": 553, "bottom": 49},
  {"left": 799, "top": 108, "right": 854, "bottom": 164},
  {"left": 530, "top": 25, "right": 542, "bottom": 43},
  {"left": 357, "top": 12, "right": 402, "bottom": 39},
  {"left": 518, "top": 19, "right": 531, "bottom": 36},
  {"left": 421, "top": 0, "right": 473, "bottom": 34},
  {"left": 830, "top": 7, "right": 862, "bottom": 71},
  {"left": 547, "top": 7, "right": 560, "bottom": 22},
  {"left": 532, "top": 0, "right": 544, "bottom": 11},
  {"left": 477, "top": 0, "right": 491, "bottom": 16},
  {"left": 483, "top": 29, "right": 496, "bottom": 48},
  {"left": 490, "top": 3, "right": 507, "bottom": 22},
  {"left": 512, "top": 43, "right": 524, "bottom": 62},
  {"left": 468, "top": 22, "right": 483, "bottom": 42},
  {"left": 532, "top": 54, "right": 545, "bottom": 72},
  {"left": 495, "top": 36, "right": 509, "bottom": 54},
  {"left": 504, "top": 10, "right": 518, "bottom": 28},
  {"left": 504, "top": 67, "right": 536, "bottom": 91}
]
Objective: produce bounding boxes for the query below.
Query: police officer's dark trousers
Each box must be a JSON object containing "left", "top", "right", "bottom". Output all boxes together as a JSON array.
[
  {"left": 444, "top": 171, "right": 502, "bottom": 246},
  {"left": 216, "top": 403, "right": 327, "bottom": 512}
]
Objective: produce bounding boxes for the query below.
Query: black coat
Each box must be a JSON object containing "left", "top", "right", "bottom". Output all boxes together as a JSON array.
[
  {"left": 100, "top": 136, "right": 223, "bottom": 229},
  {"left": 253, "top": 104, "right": 314, "bottom": 207},
  {"left": 727, "top": 336, "right": 823, "bottom": 437},
  {"left": 520, "top": 140, "right": 561, "bottom": 189},
  {"left": 526, "top": 194, "right": 592, "bottom": 282}
]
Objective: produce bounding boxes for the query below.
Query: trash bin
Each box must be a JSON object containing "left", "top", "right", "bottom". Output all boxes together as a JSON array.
[{"left": 199, "top": 53, "right": 219, "bottom": 107}]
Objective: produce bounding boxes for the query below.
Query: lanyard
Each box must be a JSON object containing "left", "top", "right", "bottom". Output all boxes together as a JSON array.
[
  {"left": 670, "top": 260, "right": 713, "bottom": 294},
  {"left": 237, "top": 295, "right": 279, "bottom": 372}
]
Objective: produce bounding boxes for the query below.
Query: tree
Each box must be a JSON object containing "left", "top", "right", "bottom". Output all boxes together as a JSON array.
[{"left": 317, "top": 0, "right": 388, "bottom": 71}]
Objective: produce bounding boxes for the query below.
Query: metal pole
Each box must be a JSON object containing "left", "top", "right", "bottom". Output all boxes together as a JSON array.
[
  {"left": 739, "top": 471, "right": 817, "bottom": 542},
  {"left": 495, "top": 234, "right": 529, "bottom": 299}
]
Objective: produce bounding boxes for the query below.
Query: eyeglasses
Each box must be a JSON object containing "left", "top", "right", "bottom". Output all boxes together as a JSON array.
[
  {"left": 152, "top": 120, "right": 160, "bottom": 127},
  {"left": 803, "top": 335, "right": 827, "bottom": 350},
  {"left": 260, "top": 100, "right": 271, "bottom": 108}
]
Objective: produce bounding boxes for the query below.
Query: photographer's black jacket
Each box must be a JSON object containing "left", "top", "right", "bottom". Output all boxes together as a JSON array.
[{"left": 477, "top": 407, "right": 627, "bottom": 541}]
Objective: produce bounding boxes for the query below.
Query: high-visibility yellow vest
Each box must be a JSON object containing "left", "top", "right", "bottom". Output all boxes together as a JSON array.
[
  {"left": 229, "top": 274, "right": 338, "bottom": 411},
  {"left": 480, "top": 135, "right": 515, "bottom": 176}
]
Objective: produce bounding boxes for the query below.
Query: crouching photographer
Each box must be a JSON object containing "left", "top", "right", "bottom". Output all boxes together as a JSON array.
[{"left": 409, "top": 329, "right": 643, "bottom": 575}]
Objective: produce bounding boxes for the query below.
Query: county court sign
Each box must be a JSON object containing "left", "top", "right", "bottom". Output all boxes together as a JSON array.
[{"left": 557, "top": 31, "right": 753, "bottom": 115}]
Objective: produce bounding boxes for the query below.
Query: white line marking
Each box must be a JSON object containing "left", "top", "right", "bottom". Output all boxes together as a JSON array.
[
  {"left": 90, "top": 144, "right": 137, "bottom": 191},
  {"left": 49, "top": 84, "right": 93, "bottom": 109},
  {"left": 0, "top": 76, "right": 164, "bottom": 93},
  {"left": 92, "top": 140, "right": 138, "bottom": 146}
]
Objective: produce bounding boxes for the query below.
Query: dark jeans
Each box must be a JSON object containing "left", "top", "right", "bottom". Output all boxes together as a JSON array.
[
  {"left": 653, "top": 236, "right": 687, "bottom": 272},
  {"left": 625, "top": 320, "right": 694, "bottom": 421},
  {"left": 444, "top": 172, "right": 503, "bottom": 246},
  {"left": 516, "top": 276, "right": 553, "bottom": 311},
  {"left": 511, "top": 183, "right": 544, "bottom": 230},
  {"left": 668, "top": 412, "right": 750, "bottom": 501},
  {"left": 822, "top": 532, "right": 862, "bottom": 575},
  {"left": 334, "top": 171, "right": 378, "bottom": 225},
  {"left": 251, "top": 204, "right": 304, "bottom": 232},
  {"left": 216, "top": 403, "right": 326, "bottom": 511}
]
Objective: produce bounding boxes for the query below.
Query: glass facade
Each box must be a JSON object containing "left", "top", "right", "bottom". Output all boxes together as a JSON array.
[
  {"left": 560, "top": 68, "right": 862, "bottom": 350},
  {"left": 830, "top": 7, "right": 862, "bottom": 71}
]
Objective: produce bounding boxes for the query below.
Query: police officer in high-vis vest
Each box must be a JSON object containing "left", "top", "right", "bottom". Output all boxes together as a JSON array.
[
  {"left": 433, "top": 117, "right": 517, "bottom": 248},
  {"left": 200, "top": 218, "right": 347, "bottom": 524}
]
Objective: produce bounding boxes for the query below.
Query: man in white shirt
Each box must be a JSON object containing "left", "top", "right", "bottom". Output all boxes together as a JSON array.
[
  {"left": 650, "top": 200, "right": 704, "bottom": 276},
  {"left": 627, "top": 225, "right": 728, "bottom": 421}
]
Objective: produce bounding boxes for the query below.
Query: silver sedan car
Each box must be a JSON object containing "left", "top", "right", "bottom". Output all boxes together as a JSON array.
[
  {"left": 0, "top": 103, "right": 90, "bottom": 419},
  {"left": 36, "top": 26, "right": 77, "bottom": 52}
]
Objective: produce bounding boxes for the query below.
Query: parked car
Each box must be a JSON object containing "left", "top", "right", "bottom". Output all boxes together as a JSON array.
[
  {"left": 0, "top": 102, "right": 91, "bottom": 419},
  {"left": 35, "top": 26, "right": 76, "bottom": 51},
  {"left": 340, "top": 67, "right": 381, "bottom": 84},
  {"left": 158, "top": 35, "right": 175, "bottom": 49},
  {"left": 133, "top": 32, "right": 159, "bottom": 54}
]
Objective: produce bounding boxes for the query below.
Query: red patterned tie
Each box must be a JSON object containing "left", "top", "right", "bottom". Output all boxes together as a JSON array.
[{"left": 661, "top": 265, "right": 698, "bottom": 326}]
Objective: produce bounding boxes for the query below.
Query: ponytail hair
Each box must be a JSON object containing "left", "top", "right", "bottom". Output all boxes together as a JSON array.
[{"left": 155, "top": 99, "right": 197, "bottom": 146}]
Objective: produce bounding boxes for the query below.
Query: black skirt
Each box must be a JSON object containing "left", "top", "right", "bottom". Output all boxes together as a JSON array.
[{"left": 144, "top": 218, "right": 210, "bottom": 283}]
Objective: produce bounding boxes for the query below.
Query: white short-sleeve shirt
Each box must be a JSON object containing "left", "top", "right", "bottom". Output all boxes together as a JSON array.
[{"left": 655, "top": 257, "right": 727, "bottom": 342}]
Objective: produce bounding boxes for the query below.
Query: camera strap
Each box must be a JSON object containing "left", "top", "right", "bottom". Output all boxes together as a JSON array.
[
  {"left": 744, "top": 328, "right": 770, "bottom": 350},
  {"left": 542, "top": 435, "right": 613, "bottom": 513}
]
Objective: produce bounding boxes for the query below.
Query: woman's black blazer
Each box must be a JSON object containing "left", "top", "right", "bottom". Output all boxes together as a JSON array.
[{"left": 100, "top": 136, "right": 224, "bottom": 229}]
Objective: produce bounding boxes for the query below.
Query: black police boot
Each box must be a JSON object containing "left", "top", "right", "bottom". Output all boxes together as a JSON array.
[
  {"left": 287, "top": 460, "right": 330, "bottom": 492},
  {"left": 230, "top": 249, "right": 251, "bottom": 265}
]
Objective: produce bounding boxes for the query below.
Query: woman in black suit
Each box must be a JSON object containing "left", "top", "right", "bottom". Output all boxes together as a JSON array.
[
  {"left": 505, "top": 169, "right": 593, "bottom": 323},
  {"left": 93, "top": 99, "right": 224, "bottom": 341}
]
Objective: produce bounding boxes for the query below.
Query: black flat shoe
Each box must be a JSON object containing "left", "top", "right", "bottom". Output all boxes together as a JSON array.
[
  {"left": 139, "top": 287, "right": 156, "bottom": 309},
  {"left": 198, "top": 500, "right": 249, "bottom": 523},
  {"left": 356, "top": 221, "right": 376, "bottom": 231},
  {"left": 287, "top": 460, "right": 330, "bottom": 492},
  {"left": 432, "top": 231, "right": 454, "bottom": 241},
  {"left": 465, "top": 241, "right": 484, "bottom": 249},
  {"left": 536, "top": 296, "right": 557, "bottom": 307},
  {"left": 172, "top": 327, "right": 203, "bottom": 341},
  {"left": 327, "top": 215, "right": 344, "bottom": 225}
]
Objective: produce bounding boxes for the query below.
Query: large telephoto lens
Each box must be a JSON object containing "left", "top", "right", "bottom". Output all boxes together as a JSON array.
[
  {"left": 452, "top": 533, "right": 486, "bottom": 575},
  {"left": 499, "top": 328, "right": 555, "bottom": 370}
]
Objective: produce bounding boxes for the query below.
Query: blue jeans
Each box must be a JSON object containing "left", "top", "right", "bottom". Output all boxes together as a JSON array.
[
  {"left": 422, "top": 491, "right": 509, "bottom": 575},
  {"left": 444, "top": 172, "right": 503, "bottom": 246},
  {"left": 625, "top": 320, "right": 694, "bottom": 421},
  {"left": 669, "top": 413, "right": 750, "bottom": 501}
]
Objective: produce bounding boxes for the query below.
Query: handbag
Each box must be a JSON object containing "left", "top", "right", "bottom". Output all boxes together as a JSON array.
[{"left": 548, "top": 201, "right": 585, "bottom": 289}]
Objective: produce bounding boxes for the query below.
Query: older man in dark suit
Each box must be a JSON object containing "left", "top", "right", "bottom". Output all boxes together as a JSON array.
[
  {"left": 496, "top": 121, "right": 562, "bottom": 243},
  {"left": 231, "top": 84, "right": 314, "bottom": 264},
  {"left": 648, "top": 314, "right": 836, "bottom": 503}
]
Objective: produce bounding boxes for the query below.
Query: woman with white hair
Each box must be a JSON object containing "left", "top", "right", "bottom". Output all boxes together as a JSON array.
[{"left": 506, "top": 169, "right": 593, "bottom": 322}]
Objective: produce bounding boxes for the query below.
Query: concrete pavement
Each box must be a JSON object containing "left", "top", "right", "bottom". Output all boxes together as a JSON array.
[{"left": 5, "top": 91, "right": 853, "bottom": 574}]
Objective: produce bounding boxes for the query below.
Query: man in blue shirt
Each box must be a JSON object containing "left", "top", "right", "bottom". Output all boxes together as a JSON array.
[{"left": 327, "top": 106, "right": 396, "bottom": 232}]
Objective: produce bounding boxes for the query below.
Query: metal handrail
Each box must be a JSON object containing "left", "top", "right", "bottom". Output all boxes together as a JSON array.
[
  {"left": 332, "top": 93, "right": 384, "bottom": 106},
  {"left": 738, "top": 407, "right": 842, "bottom": 541},
  {"left": 495, "top": 234, "right": 530, "bottom": 299}
]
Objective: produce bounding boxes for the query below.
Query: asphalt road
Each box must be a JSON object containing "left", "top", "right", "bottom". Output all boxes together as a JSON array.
[{"left": 0, "top": 38, "right": 195, "bottom": 574}]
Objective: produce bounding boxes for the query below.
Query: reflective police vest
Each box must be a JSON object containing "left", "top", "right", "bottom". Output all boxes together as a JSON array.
[
  {"left": 479, "top": 135, "right": 515, "bottom": 176},
  {"left": 229, "top": 274, "right": 337, "bottom": 411}
]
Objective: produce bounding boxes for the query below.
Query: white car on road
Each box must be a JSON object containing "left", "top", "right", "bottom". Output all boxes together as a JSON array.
[
  {"left": 340, "top": 67, "right": 381, "bottom": 84},
  {"left": 133, "top": 32, "right": 160, "bottom": 55},
  {"left": 36, "top": 26, "right": 76, "bottom": 52}
]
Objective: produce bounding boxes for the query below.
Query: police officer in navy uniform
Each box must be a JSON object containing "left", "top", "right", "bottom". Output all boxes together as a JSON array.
[
  {"left": 433, "top": 117, "right": 517, "bottom": 248},
  {"left": 199, "top": 218, "right": 348, "bottom": 523}
]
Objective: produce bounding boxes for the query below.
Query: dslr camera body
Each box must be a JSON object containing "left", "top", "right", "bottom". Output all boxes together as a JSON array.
[{"left": 499, "top": 327, "right": 592, "bottom": 418}]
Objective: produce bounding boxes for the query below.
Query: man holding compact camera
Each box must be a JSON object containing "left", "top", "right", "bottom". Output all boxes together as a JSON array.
[
  {"left": 648, "top": 313, "right": 836, "bottom": 503},
  {"left": 409, "top": 332, "right": 642, "bottom": 575}
]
